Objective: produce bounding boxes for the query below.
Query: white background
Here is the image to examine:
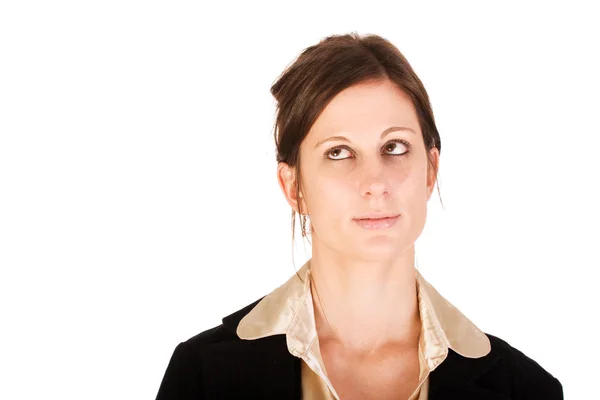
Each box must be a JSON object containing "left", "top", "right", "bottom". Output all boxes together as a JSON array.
[{"left": 1, "top": 1, "right": 598, "bottom": 399}]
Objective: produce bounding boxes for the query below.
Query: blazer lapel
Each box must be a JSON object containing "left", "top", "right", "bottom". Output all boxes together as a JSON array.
[
  {"left": 200, "top": 334, "right": 302, "bottom": 398},
  {"left": 428, "top": 347, "right": 510, "bottom": 400}
]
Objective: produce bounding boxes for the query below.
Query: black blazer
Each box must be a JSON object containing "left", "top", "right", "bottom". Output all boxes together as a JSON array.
[{"left": 156, "top": 298, "right": 563, "bottom": 399}]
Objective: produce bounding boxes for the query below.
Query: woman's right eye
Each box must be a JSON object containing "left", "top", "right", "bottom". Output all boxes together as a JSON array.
[{"left": 326, "top": 147, "right": 352, "bottom": 160}]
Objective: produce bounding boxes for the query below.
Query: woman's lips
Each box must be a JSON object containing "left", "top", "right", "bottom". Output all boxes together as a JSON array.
[{"left": 353, "top": 215, "right": 400, "bottom": 229}]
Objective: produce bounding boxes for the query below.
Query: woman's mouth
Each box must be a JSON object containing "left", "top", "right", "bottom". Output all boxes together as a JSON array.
[{"left": 353, "top": 215, "right": 400, "bottom": 229}]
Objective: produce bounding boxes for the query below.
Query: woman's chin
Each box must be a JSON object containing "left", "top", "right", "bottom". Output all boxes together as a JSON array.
[{"left": 348, "top": 238, "right": 405, "bottom": 257}]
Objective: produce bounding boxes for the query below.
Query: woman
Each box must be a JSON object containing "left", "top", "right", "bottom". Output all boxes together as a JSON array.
[{"left": 155, "top": 32, "right": 563, "bottom": 399}]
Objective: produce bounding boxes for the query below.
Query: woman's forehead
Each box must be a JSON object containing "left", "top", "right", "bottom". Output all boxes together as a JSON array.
[{"left": 305, "top": 82, "right": 421, "bottom": 145}]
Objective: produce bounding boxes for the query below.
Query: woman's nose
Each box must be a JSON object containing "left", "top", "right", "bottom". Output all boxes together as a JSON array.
[
  {"left": 358, "top": 162, "right": 390, "bottom": 198},
  {"left": 363, "top": 180, "right": 388, "bottom": 197}
]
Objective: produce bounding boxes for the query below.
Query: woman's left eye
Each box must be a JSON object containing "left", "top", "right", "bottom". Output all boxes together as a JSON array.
[{"left": 384, "top": 140, "right": 410, "bottom": 155}]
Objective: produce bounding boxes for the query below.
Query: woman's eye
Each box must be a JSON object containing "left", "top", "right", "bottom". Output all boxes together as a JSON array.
[
  {"left": 385, "top": 141, "right": 408, "bottom": 155},
  {"left": 327, "top": 147, "right": 352, "bottom": 160}
]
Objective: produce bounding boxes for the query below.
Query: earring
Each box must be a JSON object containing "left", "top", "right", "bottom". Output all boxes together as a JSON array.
[{"left": 301, "top": 214, "right": 307, "bottom": 237}]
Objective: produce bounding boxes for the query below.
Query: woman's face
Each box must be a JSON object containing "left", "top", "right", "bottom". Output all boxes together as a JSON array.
[{"left": 279, "top": 79, "right": 439, "bottom": 261}]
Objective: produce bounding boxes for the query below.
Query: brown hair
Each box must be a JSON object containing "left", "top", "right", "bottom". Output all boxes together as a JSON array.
[{"left": 271, "top": 32, "right": 443, "bottom": 253}]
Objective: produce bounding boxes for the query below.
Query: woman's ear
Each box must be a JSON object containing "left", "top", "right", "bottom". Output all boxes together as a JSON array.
[
  {"left": 277, "top": 162, "right": 305, "bottom": 213},
  {"left": 426, "top": 147, "right": 440, "bottom": 201}
]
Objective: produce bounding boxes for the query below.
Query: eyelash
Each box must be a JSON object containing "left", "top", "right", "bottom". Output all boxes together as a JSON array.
[{"left": 324, "top": 139, "right": 411, "bottom": 160}]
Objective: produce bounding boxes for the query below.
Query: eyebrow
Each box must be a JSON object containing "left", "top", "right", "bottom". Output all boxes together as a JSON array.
[{"left": 314, "top": 126, "right": 416, "bottom": 149}]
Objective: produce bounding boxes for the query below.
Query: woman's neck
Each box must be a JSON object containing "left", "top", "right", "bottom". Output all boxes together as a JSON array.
[{"left": 308, "top": 245, "right": 421, "bottom": 355}]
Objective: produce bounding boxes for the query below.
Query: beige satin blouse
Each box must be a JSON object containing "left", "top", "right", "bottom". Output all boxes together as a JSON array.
[{"left": 237, "top": 260, "right": 491, "bottom": 399}]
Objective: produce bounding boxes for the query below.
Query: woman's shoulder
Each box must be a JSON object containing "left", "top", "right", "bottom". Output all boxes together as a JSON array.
[
  {"left": 184, "top": 322, "right": 239, "bottom": 347},
  {"left": 164, "top": 296, "right": 265, "bottom": 360},
  {"left": 155, "top": 309, "right": 253, "bottom": 400},
  {"left": 482, "top": 332, "right": 563, "bottom": 398}
]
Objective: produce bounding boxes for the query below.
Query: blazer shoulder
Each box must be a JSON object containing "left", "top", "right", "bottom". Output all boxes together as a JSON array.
[
  {"left": 155, "top": 301, "right": 254, "bottom": 400},
  {"left": 185, "top": 322, "right": 240, "bottom": 348},
  {"left": 178, "top": 294, "right": 264, "bottom": 351},
  {"left": 156, "top": 324, "right": 237, "bottom": 400},
  {"left": 483, "top": 333, "right": 563, "bottom": 399}
]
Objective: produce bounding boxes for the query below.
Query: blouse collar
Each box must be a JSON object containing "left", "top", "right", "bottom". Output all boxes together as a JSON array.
[{"left": 236, "top": 259, "right": 491, "bottom": 371}]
